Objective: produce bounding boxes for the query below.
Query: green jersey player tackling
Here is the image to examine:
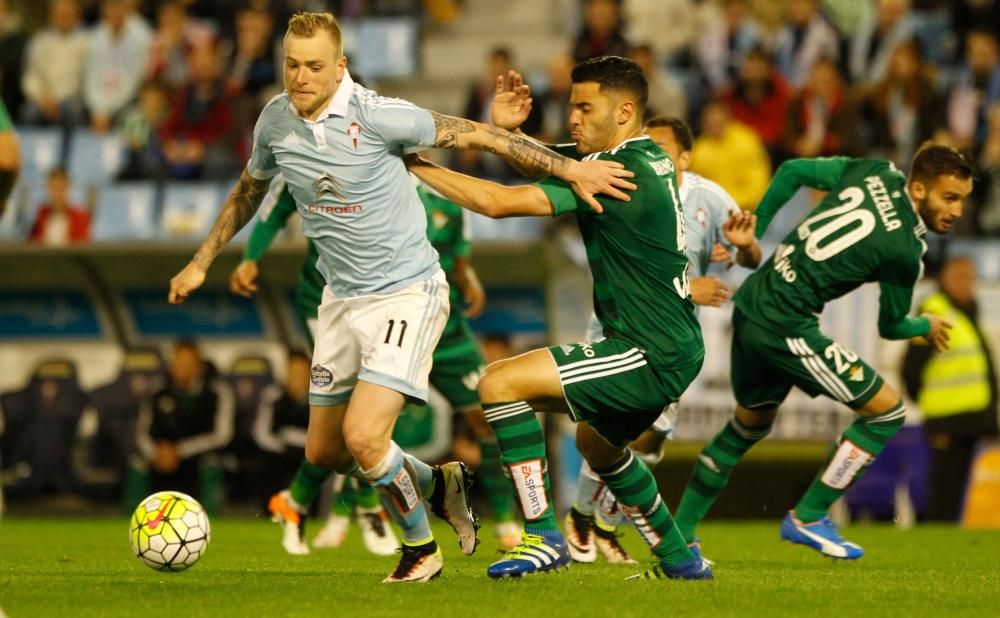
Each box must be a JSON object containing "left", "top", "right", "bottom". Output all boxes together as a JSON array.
[
  {"left": 673, "top": 145, "right": 972, "bottom": 560},
  {"left": 407, "top": 56, "right": 712, "bottom": 581}
]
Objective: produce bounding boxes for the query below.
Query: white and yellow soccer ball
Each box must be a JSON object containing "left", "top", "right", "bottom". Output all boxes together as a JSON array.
[{"left": 129, "top": 491, "right": 211, "bottom": 571}]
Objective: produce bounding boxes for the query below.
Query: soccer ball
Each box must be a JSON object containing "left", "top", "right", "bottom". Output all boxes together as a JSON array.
[{"left": 129, "top": 491, "right": 211, "bottom": 571}]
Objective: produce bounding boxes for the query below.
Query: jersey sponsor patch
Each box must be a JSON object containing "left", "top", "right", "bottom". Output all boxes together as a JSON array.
[
  {"left": 820, "top": 439, "right": 873, "bottom": 489},
  {"left": 311, "top": 365, "right": 333, "bottom": 388},
  {"left": 510, "top": 458, "right": 549, "bottom": 520}
]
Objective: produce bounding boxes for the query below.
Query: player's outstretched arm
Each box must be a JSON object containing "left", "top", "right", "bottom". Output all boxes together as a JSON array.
[
  {"left": 169, "top": 171, "right": 271, "bottom": 304},
  {"left": 429, "top": 111, "right": 635, "bottom": 211},
  {"left": 754, "top": 157, "right": 850, "bottom": 236},
  {"left": 231, "top": 182, "right": 297, "bottom": 298},
  {"left": 722, "top": 211, "right": 762, "bottom": 268},
  {"left": 406, "top": 154, "right": 558, "bottom": 218}
]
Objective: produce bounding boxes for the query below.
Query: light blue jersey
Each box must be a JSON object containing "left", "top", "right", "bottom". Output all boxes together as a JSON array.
[
  {"left": 246, "top": 71, "right": 440, "bottom": 297},
  {"left": 679, "top": 171, "right": 741, "bottom": 276}
]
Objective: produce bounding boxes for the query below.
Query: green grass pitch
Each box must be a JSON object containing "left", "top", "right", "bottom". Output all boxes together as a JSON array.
[{"left": 1, "top": 517, "right": 998, "bottom": 617}]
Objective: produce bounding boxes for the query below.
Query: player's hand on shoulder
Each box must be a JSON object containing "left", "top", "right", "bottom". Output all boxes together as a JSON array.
[
  {"left": 169, "top": 262, "right": 207, "bottom": 304},
  {"left": 690, "top": 276, "right": 731, "bottom": 307},
  {"left": 491, "top": 70, "right": 532, "bottom": 131},
  {"left": 723, "top": 211, "right": 757, "bottom": 249},
  {"left": 229, "top": 260, "right": 260, "bottom": 298},
  {"left": 567, "top": 159, "right": 636, "bottom": 213},
  {"left": 922, "top": 313, "right": 953, "bottom": 353}
]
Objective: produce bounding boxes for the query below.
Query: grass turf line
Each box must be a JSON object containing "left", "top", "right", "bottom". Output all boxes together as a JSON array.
[{"left": 1, "top": 518, "right": 998, "bottom": 617}]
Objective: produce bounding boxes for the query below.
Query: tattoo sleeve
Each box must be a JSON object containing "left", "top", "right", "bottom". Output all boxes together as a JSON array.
[
  {"left": 192, "top": 171, "right": 270, "bottom": 269},
  {"left": 430, "top": 112, "right": 571, "bottom": 179}
]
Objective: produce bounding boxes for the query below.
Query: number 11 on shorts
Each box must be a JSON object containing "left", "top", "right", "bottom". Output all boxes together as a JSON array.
[{"left": 384, "top": 319, "right": 408, "bottom": 347}]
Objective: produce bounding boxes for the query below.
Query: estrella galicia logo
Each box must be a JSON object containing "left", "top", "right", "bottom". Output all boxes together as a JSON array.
[
  {"left": 311, "top": 365, "right": 333, "bottom": 388},
  {"left": 313, "top": 172, "right": 344, "bottom": 201}
]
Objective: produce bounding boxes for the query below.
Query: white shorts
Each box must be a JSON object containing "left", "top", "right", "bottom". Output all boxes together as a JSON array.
[{"left": 310, "top": 270, "right": 449, "bottom": 406}]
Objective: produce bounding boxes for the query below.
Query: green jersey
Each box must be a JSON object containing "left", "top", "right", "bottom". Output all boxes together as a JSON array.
[
  {"left": 735, "top": 157, "right": 931, "bottom": 339},
  {"left": 418, "top": 183, "right": 470, "bottom": 321},
  {"left": 244, "top": 178, "right": 325, "bottom": 319},
  {"left": 537, "top": 136, "right": 703, "bottom": 371},
  {"left": 0, "top": 100, "right": 12, "bottom": 132}
]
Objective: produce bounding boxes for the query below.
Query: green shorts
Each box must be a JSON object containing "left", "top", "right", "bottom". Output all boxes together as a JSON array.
[
  {"left": 549, "top": 337, "right": 702, "bottom": 447},
  {"left": 430, "top": 321, "right": 485, "bottom": 412},
  {"left": 730, "top": 308, "right": 883, "bottom": 411}
]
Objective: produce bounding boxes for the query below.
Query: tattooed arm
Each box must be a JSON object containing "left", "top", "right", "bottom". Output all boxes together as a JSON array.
[
  {"left": 429, "top": 112, "right": 636, "bottom": 210},
  {"left": 168, "top": 171, "right": 271, "bottom": 304}
]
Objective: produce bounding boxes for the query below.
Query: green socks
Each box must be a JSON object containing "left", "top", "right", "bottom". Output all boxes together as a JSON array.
[
  {"left": 483, "top": 401, "right": 558, "bottom": 534},
  {"left": 593, "top": 451, "right": 692, "bottom": 565},
  {"left": 795, "top": 402, "right": 906, "bottom": 522},
  {"left": 674, "top": 419, "right": 771, "bottom": 542},
  {"left": 289, "top": 459, "right": 333, "bottom": 509}
]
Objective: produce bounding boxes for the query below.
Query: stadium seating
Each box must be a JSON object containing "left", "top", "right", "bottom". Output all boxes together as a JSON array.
[
  {"left": 159, "top": 181, "right": 225, "bottom": 241},
  {"left": 91, "top": 182, "right": 159, "bottom": 241},
  {"left": 67, "top": 130, "right": 126, "bottom": 188}
]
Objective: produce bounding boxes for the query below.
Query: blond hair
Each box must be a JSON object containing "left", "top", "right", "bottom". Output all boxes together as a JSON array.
[{"left": 285, "top": 12, "right": 343, "bottom": 57}]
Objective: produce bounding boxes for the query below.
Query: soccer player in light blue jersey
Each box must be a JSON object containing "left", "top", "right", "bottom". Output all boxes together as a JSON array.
[
  {"left": 167, "top": 12, "right": 633, "bottom": 583},
  {"left": 564, "top": 116, "right": 763, "bottom": 564}
]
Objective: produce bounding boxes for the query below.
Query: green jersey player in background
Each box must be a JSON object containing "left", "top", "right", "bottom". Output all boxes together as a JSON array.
[
  {"left": 564, "top": 116, "right": 761, "bottom": 565},
  {"left": 407, "top": 56, "right": 713, "bottom": 581},
  {"left": 230, "top": 176, "right": 519, "bottom": 556},
  {"left": 673, "top": 145, "right": 973, "bottom": 560}
]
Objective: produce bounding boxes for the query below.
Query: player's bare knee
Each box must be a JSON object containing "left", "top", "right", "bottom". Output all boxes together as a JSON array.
[
  {"left": 305, "top": 441, "right": 345, "bottom": 471},
  {"left": 478, "top": 359, "right": 517, "bottom": 403},
  {"left": 343, "top": 426, "right": 389, "bottom": 470},
  {"left": 857, "top": 382, "right": 902, "bottom": 417},
  {"left": 734, "top": 405, "right": 777, "bottom": 431},
  {"left": 576, "top": 423, "right": 623, "bottom": 469}
]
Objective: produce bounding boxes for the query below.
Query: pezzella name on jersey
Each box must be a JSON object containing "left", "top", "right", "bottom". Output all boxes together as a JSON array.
[{"left": 863, "top": 175, "right": 902, "bottom": 232}]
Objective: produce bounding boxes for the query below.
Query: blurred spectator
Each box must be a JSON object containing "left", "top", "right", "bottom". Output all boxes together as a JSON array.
[
  {"left": 625, "top": 0, "right": 720, "bottom": 63},
  {"left": 629, "top": 44, "right": 686, "bottom": 120},
  {"left": 571, "top": 0, "right": 630, "bottom": 63},
  {"left": 697, "top": 0, "right": 763, "bottom": 94},
  {"left": 862, "top": 40, "right": 944, "bottom": 169},
  {"left": 456, "top": 46, "right": 515, "bottom": 182},
  {"left": 223, "top": 355, "right": 275, "bottom": 503},
  {"left": 950, "top": 1, "right": 1000, "bottom": 60},
  {"left": 222, "top": 6, "right": 277, "bottom": 99},
  {"left": 116, "top": 80, "right": 169, "bottom": 180},
  {"left": 947, "top": 28, "right": 1000, "bottom": 154},
  {"left": 820, "top": 0, "right": 874, "bottom": 40},
  {"left": 785, "top": 59, "right": 855, "bottom": 158},
  {"left": 902, "top": 256, "right": 999, "bottom": 521},
  {"left": 84, "top": 0, "right": 153, "bottom": 134},
  {"left": 29, "top": 167, "right": 91, "bottom": 245},
  {"left": 976, "top": 103, "right": 1000, "bottom": 234},
  {"left": 136, "top": 341, "right": 234, "bottom": 514},
  {"left": 773, "top": 0, "right": 840, "bottom": 91},
  {"left": 0, "top": 0, "right": 27, "bottom": 118},
  {"left": 722, "top": 48, "right": 791, "bottom": 162},
  {"left": 848, "top": 0, "right": 915, "bottom": 87},
  {"left": 80, "top": 348, "right": 165, "bottom": 507},
  {"left": 146, "top": 0, "right": 214, "bottom": 90},
  {"left": 689, "top": 100, "right": 771, "bottom": 210},
  {"left": 0, "top": 97, "right": 17, "bottom": 213},
  {"left": 20, "top": 0, "right": 89, "bottom": 128},
  {"left": 0, "top": 360, "right": 87, "bottom": 498},
  {"left": 251, "top": 350, "right": 309, "bottom": 505},
  {"left": 522, "top": 52, "right": 574, "bottom": 144},
  {"left": 159, "top": 41, "right": 237, "bottom": 179}
]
